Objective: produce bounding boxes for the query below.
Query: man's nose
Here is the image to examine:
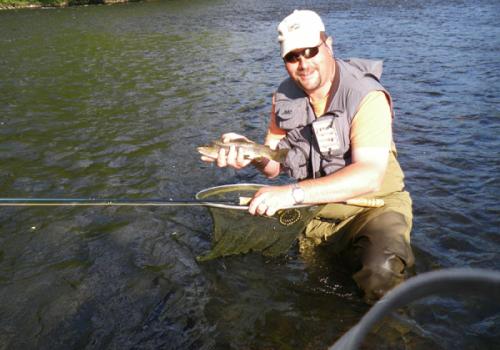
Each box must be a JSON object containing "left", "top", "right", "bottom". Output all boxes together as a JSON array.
[{"left": 297, "top": 55, "right": 309, "bottom": 69}]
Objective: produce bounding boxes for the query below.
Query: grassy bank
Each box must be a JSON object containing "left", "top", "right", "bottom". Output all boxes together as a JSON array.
[{"left": 0, "top": 0, "right": 132, "bottom": 9}]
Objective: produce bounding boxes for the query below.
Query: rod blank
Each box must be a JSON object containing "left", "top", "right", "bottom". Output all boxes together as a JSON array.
[{"left": 0, "top": 198, "right": 241, "bottom": 207}]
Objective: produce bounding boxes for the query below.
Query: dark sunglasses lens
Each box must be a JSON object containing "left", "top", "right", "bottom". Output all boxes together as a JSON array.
[
  {"left": 304, "top": 46, "right": 319, "bottom": 59},
  {"left": 284, "top": 46, "right": 320, "bottom": 63},
  {"left": 284, "top": 52, "right": 299, "bottom": 63}
]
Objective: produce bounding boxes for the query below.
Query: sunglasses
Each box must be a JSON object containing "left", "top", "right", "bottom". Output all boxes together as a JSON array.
[{"left": 284, "top": 43, "right": 322, "bottom": 64}]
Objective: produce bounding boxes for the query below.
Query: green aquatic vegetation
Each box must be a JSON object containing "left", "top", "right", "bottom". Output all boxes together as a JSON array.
[
  {"left": 49, "top": 258, "right": 92, "bottom": 270},
  {"left": 0, "top": 0, "right": 131, "bottom": 9},
  {"left": 0, "top": 0, "right": 67, "bottom": 8}
]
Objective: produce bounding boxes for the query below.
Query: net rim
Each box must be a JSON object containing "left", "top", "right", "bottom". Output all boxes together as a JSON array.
[
  {"left": 196, "top": 183, "right": 261, "bottom": 210},
  {"left": 195, "top": 183, "right": 313, "bottom": 210}
]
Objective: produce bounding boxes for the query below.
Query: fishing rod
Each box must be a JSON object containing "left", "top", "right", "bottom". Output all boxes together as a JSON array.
[
  {"left": 0, "top": 197, "right": 384, "bottom": 208},
  {"left": 0, "top": 197, "right": 248, "bottom": 208}
]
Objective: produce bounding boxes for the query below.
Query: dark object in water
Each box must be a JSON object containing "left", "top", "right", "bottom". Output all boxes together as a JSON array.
[{"left": 329, "top": 268, "right": 500, "bottom": 350}]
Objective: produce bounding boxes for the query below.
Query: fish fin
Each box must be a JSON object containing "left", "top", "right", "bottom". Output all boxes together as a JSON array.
[{"left": 276, "top": 149, "right": 289, "bottom": 164}]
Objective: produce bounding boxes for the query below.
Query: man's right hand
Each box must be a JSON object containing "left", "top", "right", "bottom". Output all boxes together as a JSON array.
[{"left": 201, "top": 132, "right": 253, "bottom": 170}]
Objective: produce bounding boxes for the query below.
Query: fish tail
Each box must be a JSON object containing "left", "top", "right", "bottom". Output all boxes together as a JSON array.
[{"left": 274, "top": 149, "right": 289, "bottom": 164}]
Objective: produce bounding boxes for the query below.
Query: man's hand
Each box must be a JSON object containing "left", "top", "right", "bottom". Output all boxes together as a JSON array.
[
  {"left": 200, "top": 133, "right": 253, "bottom": 170},
  {"left": 248, "top": 185, "right": 296, "bottom": 216}
]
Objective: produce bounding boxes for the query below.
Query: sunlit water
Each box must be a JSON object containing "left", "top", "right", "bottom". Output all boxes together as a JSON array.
[{"left": 0, "top": 0, "right": 499, "bottom": 349}]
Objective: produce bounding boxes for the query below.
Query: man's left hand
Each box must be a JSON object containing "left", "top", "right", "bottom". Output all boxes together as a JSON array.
[{"left": 249, "top": 185, "right": 296, "bottom": 216}]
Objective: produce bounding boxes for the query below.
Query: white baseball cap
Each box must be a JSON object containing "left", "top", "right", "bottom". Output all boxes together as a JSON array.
[{"left": 277, "top": 10, "right": 325, "bottom": 58}]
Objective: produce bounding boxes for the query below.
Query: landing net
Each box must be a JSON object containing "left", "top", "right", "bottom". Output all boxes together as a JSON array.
[{"left": 196, "top": 184, "right": 321, "bottom": 261}]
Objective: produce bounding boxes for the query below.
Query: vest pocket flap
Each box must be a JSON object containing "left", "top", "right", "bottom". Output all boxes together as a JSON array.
[
  {"left": 279, "top": 140, "right": 309, "bottom": 180},
  {"left": 274, "top": 97, "right": 311, "bottom": 129},
  {"left": 274, "top": 104, "right": 295, "bottom": 120}
]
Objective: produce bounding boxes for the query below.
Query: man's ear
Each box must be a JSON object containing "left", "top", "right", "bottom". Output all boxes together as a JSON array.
[{"left": 325, "top": 36, "right": 334, "bottom": 54}]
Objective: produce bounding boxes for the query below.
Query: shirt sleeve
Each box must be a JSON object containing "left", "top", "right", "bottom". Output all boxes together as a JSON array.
[{"left": 350, "top": 90, "right": 392, "bottom": 148}]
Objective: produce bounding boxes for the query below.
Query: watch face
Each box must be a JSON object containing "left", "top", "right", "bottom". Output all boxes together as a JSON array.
[{"left": 293, "top": 187, "right": 304, "bottom": 204}]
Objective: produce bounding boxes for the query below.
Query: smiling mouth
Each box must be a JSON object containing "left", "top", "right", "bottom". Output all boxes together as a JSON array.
[{"left": 299, "top": 71, "right": 316, "bottom": 80}]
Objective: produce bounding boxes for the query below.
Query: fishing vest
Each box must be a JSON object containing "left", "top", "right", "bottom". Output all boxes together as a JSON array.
[{"left": 275, "top": 58, "right": 394, "bottom": 180}]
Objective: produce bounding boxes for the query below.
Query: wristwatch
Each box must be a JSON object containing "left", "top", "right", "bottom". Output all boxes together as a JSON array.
[{"left": 291, "top": 183, "right": 305, "bottom": 205}]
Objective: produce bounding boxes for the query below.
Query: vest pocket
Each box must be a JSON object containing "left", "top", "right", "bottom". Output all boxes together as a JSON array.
[
  {"left": 321, "top": 157, "right": 350, "bottom": 175},
  {"left": 312, "top": 115, "right": 343, "bottom": 157},
  {"left": 275, "top": 98, "right": 310, "bottom": 130},
  {"left": 278, "top": 132, "right": 311, "bottom": 180},
  {"left": 317, "top": 141, "right": 350, "bottom": 176}
]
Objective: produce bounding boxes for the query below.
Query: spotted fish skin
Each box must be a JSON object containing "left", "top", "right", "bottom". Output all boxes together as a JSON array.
[{"left": 198, "top": 140, "right": 288, "bottom": 163}]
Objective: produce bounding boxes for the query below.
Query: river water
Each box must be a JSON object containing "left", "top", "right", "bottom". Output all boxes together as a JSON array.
[{"left": 0, "top": 0, "right": 499, "bottom": 349}]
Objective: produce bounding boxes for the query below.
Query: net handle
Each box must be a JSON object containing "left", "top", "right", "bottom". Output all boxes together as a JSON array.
[{"left": 238, "top": 197, "right": 384, "bottom": 208}]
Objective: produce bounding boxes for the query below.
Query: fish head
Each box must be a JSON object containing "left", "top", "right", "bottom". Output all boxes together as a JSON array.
[{"left": 197, "top": 146, "right": 218, "bottom": 159}]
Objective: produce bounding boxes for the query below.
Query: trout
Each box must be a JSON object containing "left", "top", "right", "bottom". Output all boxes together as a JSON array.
[{"left": 198, "top": 140, "right": 288, "bottom": 164}]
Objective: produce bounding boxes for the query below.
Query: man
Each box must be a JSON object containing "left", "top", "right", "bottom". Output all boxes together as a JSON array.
[{"left": 201, "top": 9, "right": 414, "bottom": 303}]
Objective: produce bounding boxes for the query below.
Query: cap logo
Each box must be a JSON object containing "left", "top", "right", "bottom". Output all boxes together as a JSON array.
[{"left": 278, "top": 10, "right": 325, "bottom": 58}]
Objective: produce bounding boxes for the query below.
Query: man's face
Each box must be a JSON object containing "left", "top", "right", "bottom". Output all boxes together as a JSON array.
[{"left": 284, "top": 41, "right": 333, "bottom": 95}]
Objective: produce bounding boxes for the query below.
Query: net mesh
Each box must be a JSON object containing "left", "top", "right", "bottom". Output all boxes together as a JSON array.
[{"left": 196, "top": 184, "right": 321, "bottom": 261}]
